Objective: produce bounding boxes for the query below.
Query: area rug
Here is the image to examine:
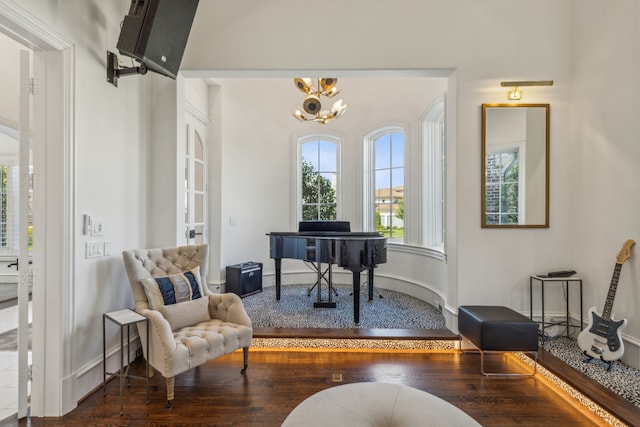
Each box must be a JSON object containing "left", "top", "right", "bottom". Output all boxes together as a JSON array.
[
  {"left": 545, "top": 336, "right": 640, "bottom": 408},
  {"left": 243, "top": 284, "right": 446, "bottom": 329}
]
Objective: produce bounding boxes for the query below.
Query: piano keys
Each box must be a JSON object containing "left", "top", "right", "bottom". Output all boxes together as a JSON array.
[{"left": 267, "top": 230, "right": 387, "bottom": 325}]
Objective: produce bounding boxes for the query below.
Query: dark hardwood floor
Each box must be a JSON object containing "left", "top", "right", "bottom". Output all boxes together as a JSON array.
[{"left": 2, "top": 327, "right": 636, "bottom": 427}]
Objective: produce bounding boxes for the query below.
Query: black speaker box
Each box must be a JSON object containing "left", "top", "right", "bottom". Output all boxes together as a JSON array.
[
  {"left": 226, "top": 262, "right": 263, "bottom": 298},
  {"left": 117, "top": 0, "right": 199, "bottom": 79}
]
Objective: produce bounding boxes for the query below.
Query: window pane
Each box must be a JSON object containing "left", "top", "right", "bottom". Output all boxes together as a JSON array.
[
  {"left": 391, "top": 133, "right": 404, "bottom": 168},
  {"left": 375, "top": 170, "right": 391, "bottom": 196},
  {"left": 302, "top": 204, "right": 317, "bottom": 221},
  {"left": 319, "top": 173, "right": 336, "bottom": 203},
  {"left": 301, "top": 140, "right": 319, "bottom": 170},
  {"left": 195, "top": 225, "right": 204, "bottom": 244},
  {"left": 375, "top": 136, "right": 390, "bottom": 169},
  {"left": 318, "top": 140, "right": 337, "bottom": 172},
  {"left": 195, "top": 193, "right": 203, "bottom": 222},
  {"left": 195, "top": 161, "right": 203, "bottom": 192},
  {"left": 300, "top": 139, "right": 338, "bottom": 221},
  {"left": 195, "top": 132, "right": 204, "bottom": 160}
]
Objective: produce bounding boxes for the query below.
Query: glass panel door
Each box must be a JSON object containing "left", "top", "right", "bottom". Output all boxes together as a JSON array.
[
  {"left": 184, "top": 114, "right": 207, "bottom": 245},
  {"left": 17, "top": 48, "right": 32, "bottom": 419}
]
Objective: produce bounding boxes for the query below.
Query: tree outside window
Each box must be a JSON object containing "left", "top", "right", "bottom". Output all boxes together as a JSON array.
[{"left": 301, "top": 139, "right": 337, "bottom": 221}]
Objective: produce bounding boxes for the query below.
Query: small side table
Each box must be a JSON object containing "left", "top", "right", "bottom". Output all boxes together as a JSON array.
[
  {"left": 529, "top": 275, "right": 583, "bottom": 339},
  {"left": 103, "top": 309, "right": 150, "bottom": 415}
]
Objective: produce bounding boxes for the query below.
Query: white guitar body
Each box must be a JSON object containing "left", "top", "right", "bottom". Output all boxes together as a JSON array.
[{"left": 577, "top": 306, "right": 627, "bottom": 361}]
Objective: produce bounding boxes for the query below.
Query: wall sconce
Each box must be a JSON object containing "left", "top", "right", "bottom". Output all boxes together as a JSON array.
[
  {"left": 507, "top": 87, "right": 522, "bottom": 100},
  {"left": 500, "top": 80, "right": 554, "bottom": 100}
]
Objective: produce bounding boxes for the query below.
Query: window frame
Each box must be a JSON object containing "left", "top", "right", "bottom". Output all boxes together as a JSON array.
[
  {"left": 294, "top": 133, "right": 343, "bottom": 225},
  {"left": 420, "top": 96, "right": 446, "bottom": 253}
]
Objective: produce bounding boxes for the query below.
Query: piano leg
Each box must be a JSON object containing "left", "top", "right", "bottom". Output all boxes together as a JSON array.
[
  {"left": 368, "top": 266, "right": 374, "bottom": 301},
  {"left": 275, "top": 258, "right": 282, "bottom": 300},
  {"left": 352, "top": 270, "right": 361, "bottom": 325}
]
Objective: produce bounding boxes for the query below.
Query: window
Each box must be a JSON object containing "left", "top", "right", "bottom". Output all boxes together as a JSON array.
[
  {"left": 422, "top": 97, "right": 445, "bottom": 249},
  {"left": 298, "top": 136, "right": 340, "bottom": 221},
  {"left": 0, "top": 125, "right": 31, "bottom": 255},
  {"left": 364, "top": 127, "right": 405, "bottom": 242},
  {"left": 484, "top": 144, "right": 523, "bottom": 225},
  {"left": 363, "top": 98, "right": 446, "bottom": 254}
]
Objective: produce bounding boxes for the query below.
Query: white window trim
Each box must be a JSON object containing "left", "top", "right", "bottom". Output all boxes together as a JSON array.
[{"left": 292, "top": 133, "right": 343, "bottom": 228}]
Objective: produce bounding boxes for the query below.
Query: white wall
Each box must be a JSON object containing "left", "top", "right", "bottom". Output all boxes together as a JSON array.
[{"left": 570, "top": 0, "right": 640, "bottom": 367}]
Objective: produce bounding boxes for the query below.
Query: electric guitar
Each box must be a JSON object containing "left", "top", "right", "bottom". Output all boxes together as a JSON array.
[{"left": 577, "top": 239, "right": 635, "bottom": 362}]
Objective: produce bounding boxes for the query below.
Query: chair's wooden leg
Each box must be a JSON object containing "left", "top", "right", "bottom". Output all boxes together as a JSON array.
[
  {"left": 241, "top": 347, "right": 249, "bottom": 374},
  {"left": 165, "top": 377, "right": 175, "bottom": 409}
]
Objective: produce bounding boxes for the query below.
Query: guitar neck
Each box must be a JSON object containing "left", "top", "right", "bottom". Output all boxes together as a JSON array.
[{"left": 601, "top": 263, "right": 622, "bottom": 321}]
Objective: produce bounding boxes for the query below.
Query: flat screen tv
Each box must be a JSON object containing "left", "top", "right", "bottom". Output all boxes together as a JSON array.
[{"left": 116, "top": 0, "right": 199, "bottom": 79}]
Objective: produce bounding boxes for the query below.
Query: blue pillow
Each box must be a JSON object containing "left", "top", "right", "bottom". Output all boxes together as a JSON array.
[{"left": 141, "top": 266, "right": 203, "bottom": 310}]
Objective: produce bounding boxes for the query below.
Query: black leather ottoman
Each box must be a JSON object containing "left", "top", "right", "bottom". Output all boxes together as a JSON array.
[{"left": 458, "top": 305, "right": 538, "bottom": 376}]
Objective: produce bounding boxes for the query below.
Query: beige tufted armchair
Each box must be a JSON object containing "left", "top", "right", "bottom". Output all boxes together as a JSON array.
[{"left": 122, "top": 244, "right": 253, "bottom": 408}]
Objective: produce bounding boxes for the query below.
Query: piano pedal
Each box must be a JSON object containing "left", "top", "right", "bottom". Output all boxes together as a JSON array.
[{"left": 314, "top": 301, "right": 337, "bottom": 308}]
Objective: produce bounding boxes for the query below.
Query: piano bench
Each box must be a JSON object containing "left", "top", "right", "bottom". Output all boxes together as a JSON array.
[{"left": 458, "top": 305, "right": 538, "bottom": 376}]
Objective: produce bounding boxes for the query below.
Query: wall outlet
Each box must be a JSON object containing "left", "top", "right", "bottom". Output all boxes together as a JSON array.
[{"left": 91, "top": 219, "right": 104, "bottom": 236}]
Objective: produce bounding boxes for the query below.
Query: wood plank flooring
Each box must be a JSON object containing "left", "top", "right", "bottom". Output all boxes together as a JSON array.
[{"left": 2, "top": 328, "right": 637, "bottom": 426}]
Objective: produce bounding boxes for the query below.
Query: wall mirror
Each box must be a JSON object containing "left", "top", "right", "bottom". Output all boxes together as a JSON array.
[{"left": 481, "top": 103, "right": 549, "bottom": 228}]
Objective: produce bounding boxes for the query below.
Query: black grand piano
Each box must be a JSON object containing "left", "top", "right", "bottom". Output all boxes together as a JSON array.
[{"left": 267, "top": 221, "right": 387, "bottom": 324}]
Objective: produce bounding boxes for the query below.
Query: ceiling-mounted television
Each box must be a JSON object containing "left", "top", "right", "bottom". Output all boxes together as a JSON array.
[{"left": 109, "top": 0, "right": 199, "bottom": 85}]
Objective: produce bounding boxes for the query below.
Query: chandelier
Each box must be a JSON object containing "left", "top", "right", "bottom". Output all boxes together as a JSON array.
[{"left": 291, "top": 78, "right": 347, "bottom": 124}]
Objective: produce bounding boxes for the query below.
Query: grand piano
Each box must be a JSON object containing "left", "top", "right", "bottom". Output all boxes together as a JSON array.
[{"left": 267, "top": 221, "right": 387, "bottom": 324}]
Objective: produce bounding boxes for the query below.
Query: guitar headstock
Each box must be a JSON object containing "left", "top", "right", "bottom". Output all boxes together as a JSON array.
[{"left": 616, "top": 239, "right": 636, "bottom": 264}]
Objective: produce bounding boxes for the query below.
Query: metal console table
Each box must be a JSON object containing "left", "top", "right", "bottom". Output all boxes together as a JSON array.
[
  {"left": 103, "top": 309, "right": 150, "bottom": 415},
  {"left": 529, "top": 275, "right": 583, "bottom": 339}
]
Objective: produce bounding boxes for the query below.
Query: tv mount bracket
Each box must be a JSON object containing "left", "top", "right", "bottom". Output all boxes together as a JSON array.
[{"left": 106, "top": 51, "right": 148, "bottom": 87}]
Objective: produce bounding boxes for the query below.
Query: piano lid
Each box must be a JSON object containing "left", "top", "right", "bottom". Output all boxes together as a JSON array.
[{"left": 298, "top": 220, "right": 350, "bottom": 233}]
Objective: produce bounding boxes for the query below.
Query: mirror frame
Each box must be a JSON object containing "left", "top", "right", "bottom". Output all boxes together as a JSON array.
[{"left": 481, "top": 103, "right": 550, "bottom": 228}]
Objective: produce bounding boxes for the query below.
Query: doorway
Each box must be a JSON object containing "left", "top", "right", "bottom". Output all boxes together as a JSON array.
[
  {"left": 0, "top": 34, "right": 33, "bottom": 422},
  {"left": 0, "top": 1, "right": 75, "bottom": 418}
]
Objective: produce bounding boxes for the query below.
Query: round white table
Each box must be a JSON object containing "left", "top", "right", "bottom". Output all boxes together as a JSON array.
[{"left": 282, "top": 382, "right": 482, "bottom": 426}]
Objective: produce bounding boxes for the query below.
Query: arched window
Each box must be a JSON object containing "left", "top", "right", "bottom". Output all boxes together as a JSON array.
[
  {"left": 364, "top": 126, "right": 405, "bottom": 243},
  {"left": 296, "top": 135, "right": 341, "bottom": 222}
]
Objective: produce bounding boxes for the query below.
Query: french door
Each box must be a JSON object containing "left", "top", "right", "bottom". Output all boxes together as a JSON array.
[
  {"left": 17, "top": 48, "right": 32, "bottom": 418},
  {"left": 184, "top": 113, "right": 207, "bottom": 245}
]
